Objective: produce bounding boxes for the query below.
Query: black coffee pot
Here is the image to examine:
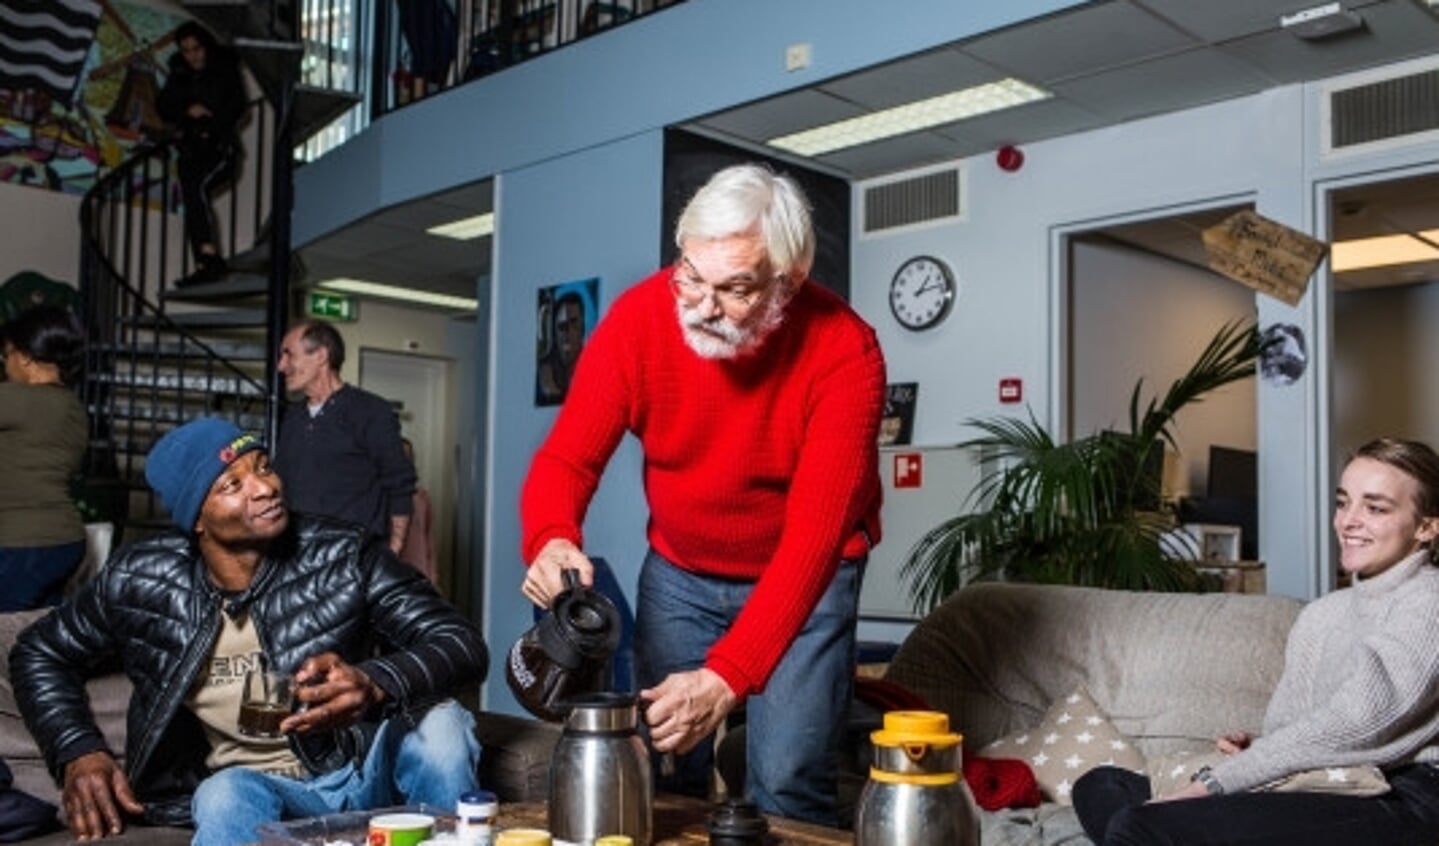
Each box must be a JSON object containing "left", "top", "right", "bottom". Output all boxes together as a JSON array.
[{"left": 506, "top": 568, "right": 622, "bottom": 721}]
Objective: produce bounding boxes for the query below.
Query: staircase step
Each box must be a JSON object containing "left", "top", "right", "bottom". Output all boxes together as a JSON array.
[
  {"left": 92, "top": 403, "right": 266, "bottom": 428},
  {"left": 89, "top": 370, "right": 266, "bottom": 397},
  {"left": 234, "top": 38, "right": 301, "bottom": 106},
  {"left": 126, "top": 309, "right": 268, "bottom": 330},
  {"left": 293, "top": 85, "right": 362, "bottom": 143},
  {"left": 92, "top": 340, "right": 269, "bottom": 361},
  {"left": 162, "top": 272, "right": 270, "bottom": 302},
  {"left": 183, "top": 0, "right": 292, "bottom": 43}
]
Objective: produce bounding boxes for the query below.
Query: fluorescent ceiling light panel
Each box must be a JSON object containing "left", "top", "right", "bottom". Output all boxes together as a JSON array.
[
  {"left": 1330, "top": 229, "right": 1439, "bottom": 272},
  {"left": 426, "top": 212, "right": 494, "bottom": 240},
  {"left": 767, "top": 78, "right": 1051, "bottom": 157},
  {"left": 318, "top": 278, "right": 478, "bottom": 310}
]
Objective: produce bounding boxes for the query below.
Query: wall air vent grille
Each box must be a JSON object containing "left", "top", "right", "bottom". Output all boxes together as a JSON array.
[
  {"left": 862, "top": 167, "right": 961, "bottom": 234},
  {"left": 1330, "top": 68, "right": 1439, "bottom": 149}
]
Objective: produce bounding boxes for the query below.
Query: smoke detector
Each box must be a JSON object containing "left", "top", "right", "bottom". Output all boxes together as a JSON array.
[{"left": 1280, "top": 3, "right": 1365, "bottom": 40}]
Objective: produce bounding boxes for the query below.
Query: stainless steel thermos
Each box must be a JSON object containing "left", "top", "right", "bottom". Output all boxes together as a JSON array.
[
  {"left": 855, "top": 710, "right": 981, "bottom": 846},
  {"left": 547, "top": 692, "right": 653, "bottom": 846}
]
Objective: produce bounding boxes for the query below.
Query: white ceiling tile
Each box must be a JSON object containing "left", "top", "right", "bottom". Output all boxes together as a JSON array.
[
  {"left": 960, "top": 0, "right": 1199, "bottom": 84},
  {"left": 1049, "top": 47, "right": 1277, "bottom": 123},
  {"left": 812, "top": 132, "right": 962, "bottom": 179},
  {"left": 1219, "top": 2, "right": 1439, "bottom": 83},
  {"left": 932, "top": 98, "right": 1106, "bottom": 152},
  {"left": 817, "top": 47, "right": 1003, "bottom": 110},
  {"left": 1132, "top": 0, "right": 1302, "bottom": 42},
  {"left": 694, "top": 89, "right": 864, "bottom": 145}
]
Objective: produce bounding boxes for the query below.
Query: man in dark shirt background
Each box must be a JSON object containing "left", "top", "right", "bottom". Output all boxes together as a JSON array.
[
  {"left": 157, "top": 21, "right": 247, "bottom": 287},
  {"left": 274, "top": 320, "right": 415, "bottom": 553}
]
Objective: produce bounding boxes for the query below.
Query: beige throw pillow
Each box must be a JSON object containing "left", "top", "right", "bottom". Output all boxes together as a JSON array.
[
  {"left": 1148, "top": 749, "right": 1390, "bottom": 798},
  {"left": 981, "top": 687, "right": 1146, "bottom": 805}
]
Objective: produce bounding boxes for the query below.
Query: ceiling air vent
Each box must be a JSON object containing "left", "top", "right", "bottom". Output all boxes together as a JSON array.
[
  {"left": 862, "top": 166, "right": 962, "bottom": 235},
  {"left": 1328, "top": 66, "right": 1439, "bottom": 151}
]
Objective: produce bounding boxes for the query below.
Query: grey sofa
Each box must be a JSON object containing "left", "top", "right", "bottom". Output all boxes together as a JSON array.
[
  {"left": 884, "top": 581, "right": 1304, "bottom": 846},
  {"left": 0, "top": 609, "right": 560, "bottom": 845}
]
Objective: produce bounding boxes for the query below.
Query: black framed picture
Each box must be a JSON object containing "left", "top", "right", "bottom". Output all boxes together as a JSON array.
[{"left": 535, "top": 277, "right": 599, "bottom": 406}]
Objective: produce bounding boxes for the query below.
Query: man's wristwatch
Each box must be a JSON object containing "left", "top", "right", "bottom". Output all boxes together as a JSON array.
[{"left": 1191, "top": 765, "right": 1225, "bottom": 795}]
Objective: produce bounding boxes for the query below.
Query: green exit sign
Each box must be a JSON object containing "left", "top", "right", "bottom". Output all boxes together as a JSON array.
[{"left": 308, "top": 291, "right": 357, "bottom": 322}]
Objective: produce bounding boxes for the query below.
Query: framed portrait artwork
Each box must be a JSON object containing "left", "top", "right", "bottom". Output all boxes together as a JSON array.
[{"left": 535, "top": 277, "right": 599, "bottom": 406}]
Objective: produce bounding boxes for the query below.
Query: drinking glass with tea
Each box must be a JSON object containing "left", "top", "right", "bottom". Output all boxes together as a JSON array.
[{"left": 238, "top": 669, "right": 294, "bottom": 738}]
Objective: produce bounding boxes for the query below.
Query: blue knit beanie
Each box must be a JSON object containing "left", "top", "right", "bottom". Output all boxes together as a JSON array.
[{"left": 145, "top": 418, "right": 265, "bottom": 532}]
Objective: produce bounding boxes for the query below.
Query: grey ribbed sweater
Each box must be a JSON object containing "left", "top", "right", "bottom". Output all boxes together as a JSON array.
[{"left": 1210, "top": 549, "right": 1439, "bottom": 792}]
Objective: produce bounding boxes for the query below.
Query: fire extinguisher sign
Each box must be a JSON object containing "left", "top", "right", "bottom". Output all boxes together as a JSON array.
[{"left": 894, "top": 453, "right": 922, "bottom": 488}]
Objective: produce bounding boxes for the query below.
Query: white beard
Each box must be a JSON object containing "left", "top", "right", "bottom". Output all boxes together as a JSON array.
[{"left": 676, "top": 291, "right": 787, "bottom": 360}]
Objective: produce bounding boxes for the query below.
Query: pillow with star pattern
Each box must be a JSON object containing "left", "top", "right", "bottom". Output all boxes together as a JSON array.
[
  {"left": 980, "top": 686, "right": 1146, "bottom": 805},
  {"left": 1148, "top": 749, "right": 1390, "bottom": 798}
]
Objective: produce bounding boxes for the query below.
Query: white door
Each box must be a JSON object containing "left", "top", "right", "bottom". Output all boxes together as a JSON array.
[{"left": 360, "top": 349, "right": 455, "bottom": 593}]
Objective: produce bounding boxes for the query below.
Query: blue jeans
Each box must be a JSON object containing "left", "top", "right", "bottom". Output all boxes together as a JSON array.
[
  {"left": 634, "top": 547, "right": 863, "bottom": 827},
  {"left": 1073, "top": 763, "right": 1439, "bottom": 846},
  {"left": 191, "top": 700, "right": 479, "bottom": 846},
  {"left": 0, "top": 541, "right": 85, "bottom": 612}
]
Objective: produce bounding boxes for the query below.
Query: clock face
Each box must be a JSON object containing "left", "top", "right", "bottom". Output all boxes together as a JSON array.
[{"left": 889, "top": 256, "right": 955, "bottom": 331}]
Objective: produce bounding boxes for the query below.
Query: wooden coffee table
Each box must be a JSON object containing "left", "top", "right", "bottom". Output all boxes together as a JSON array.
[{"left": 496, "top": 793, "right": 849, "bottom": 845}]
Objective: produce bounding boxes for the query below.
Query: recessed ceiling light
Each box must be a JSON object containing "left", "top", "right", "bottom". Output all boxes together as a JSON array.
[
  {"left": 1330, "top": 229, "right": 1439, "bottom": 272},
  {"left": 427, "top": 212, "right": 494, "bottom": 240},
  {"left": 318, "top": 278, "right": 477, "bottom": 310},
  {"left": 767, "top": 78, "right": 1051, "bottom": 157}
]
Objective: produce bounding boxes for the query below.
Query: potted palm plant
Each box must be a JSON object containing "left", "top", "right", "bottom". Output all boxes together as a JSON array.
[{"left": 901, "top": 320, "right": 1264, "bottom": 612}]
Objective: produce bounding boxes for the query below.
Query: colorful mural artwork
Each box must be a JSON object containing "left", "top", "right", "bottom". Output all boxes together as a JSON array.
[{"left": 0, "top": 0, "right": 189, "bottom": 195}]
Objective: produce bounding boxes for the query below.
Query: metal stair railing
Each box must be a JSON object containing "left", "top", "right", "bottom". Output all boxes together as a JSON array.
[{"left": 79, "top": 125, "right": 273, "bottom": 534}]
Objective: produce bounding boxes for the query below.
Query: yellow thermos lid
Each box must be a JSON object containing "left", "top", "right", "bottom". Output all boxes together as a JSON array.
[{"left": 870, "top": 710, "right": 962, "bottom": 748}]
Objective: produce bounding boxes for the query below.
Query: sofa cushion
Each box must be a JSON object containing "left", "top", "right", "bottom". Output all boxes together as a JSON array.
[
  {"left": 1, "top": 609, "right": 133, "bottom": 807},
  {"left": 885, "top": 582, "right": 1303, "bottom": 762},
  {"left": 982, "top": 686, "right": 1145, "bottom": 804}
]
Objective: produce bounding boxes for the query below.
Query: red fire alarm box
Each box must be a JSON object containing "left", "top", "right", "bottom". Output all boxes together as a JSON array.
[
  {"left": 893, "top": 453, "right": 922, "bottom": 488},
  {"left": 999, "top": 377, "right": 1022, "bottom": 404}
]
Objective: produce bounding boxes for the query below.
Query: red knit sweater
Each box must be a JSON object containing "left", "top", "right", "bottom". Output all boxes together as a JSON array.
[{"left": 521, "top": 268, "right": 886, "bottom": 698}]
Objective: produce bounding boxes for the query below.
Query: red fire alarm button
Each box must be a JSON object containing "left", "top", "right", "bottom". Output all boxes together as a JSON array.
[
  {"left": 894, "top": 453, "right": 923, "bottom": 489},
  {"left": 999, "top": 378, "right": 1023, "bottom": 404}
]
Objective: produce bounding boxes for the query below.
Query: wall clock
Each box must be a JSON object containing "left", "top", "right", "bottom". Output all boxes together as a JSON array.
[{"left": 889, "top": 255, "right": 956, "bottom": 331}]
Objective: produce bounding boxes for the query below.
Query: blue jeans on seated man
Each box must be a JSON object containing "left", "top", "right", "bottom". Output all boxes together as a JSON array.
[
  {"left": 634, "top": 547, "right": 864, "bottom": 828},
  {"left": 191, "top": 700, "right": 479, "bottom": 846}
]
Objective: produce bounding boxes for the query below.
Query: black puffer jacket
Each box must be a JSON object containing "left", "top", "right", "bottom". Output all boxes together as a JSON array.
[{"left": 9, "top": 515, "right": 488, "bottom": 827}]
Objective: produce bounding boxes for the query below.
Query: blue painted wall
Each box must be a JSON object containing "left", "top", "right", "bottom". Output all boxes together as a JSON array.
[{"left": 482, "top": 131, "right": 663, "bottom": 714}]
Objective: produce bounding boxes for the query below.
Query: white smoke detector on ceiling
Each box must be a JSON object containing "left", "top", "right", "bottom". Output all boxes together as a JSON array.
[{"left": 1280, "top": 2, "right": 1365, "bottom": 40}]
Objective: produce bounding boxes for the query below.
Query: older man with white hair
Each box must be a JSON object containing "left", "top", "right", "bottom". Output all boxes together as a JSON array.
[{"left": 519, "top": 163, "right": 886, "bottom": 825}]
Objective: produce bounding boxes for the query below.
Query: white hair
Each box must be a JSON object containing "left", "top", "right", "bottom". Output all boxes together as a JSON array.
[{"left": 674, "top": 164, "right": 815, "bottom": 279}]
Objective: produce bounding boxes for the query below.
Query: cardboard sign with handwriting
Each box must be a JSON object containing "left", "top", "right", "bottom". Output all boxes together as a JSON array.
[{"left": 1201, "top": 211, "right": 1327, "bottom": 307}]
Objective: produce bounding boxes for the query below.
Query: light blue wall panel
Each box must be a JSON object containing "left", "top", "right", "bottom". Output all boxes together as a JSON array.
[{"left": 482, "top": 130, "right": 663, "bottom": 714}]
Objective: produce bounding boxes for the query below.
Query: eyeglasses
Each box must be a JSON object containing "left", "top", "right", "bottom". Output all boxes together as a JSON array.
[{"left": 671, "top": 257, "right": 778, "bottom": 311}]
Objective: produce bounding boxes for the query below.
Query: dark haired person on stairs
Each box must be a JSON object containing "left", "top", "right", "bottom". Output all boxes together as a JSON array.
[{"left": 158, "top": 21, "right": 247, "bottom": 287}]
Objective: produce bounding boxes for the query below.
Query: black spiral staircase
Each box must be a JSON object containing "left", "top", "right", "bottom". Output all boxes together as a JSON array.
[{"left": 78, "top": 0, "right": 360, "bottom": 537}]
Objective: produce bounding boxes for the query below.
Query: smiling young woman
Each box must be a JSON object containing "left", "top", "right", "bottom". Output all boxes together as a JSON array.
[{"left": 1071, "top": 437, "right": 1439, "bottom": 846}]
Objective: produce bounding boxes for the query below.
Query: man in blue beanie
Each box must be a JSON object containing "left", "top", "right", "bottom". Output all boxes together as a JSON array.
[{"left": 10, "top": 418, "right": 489, "bottom": 846}]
